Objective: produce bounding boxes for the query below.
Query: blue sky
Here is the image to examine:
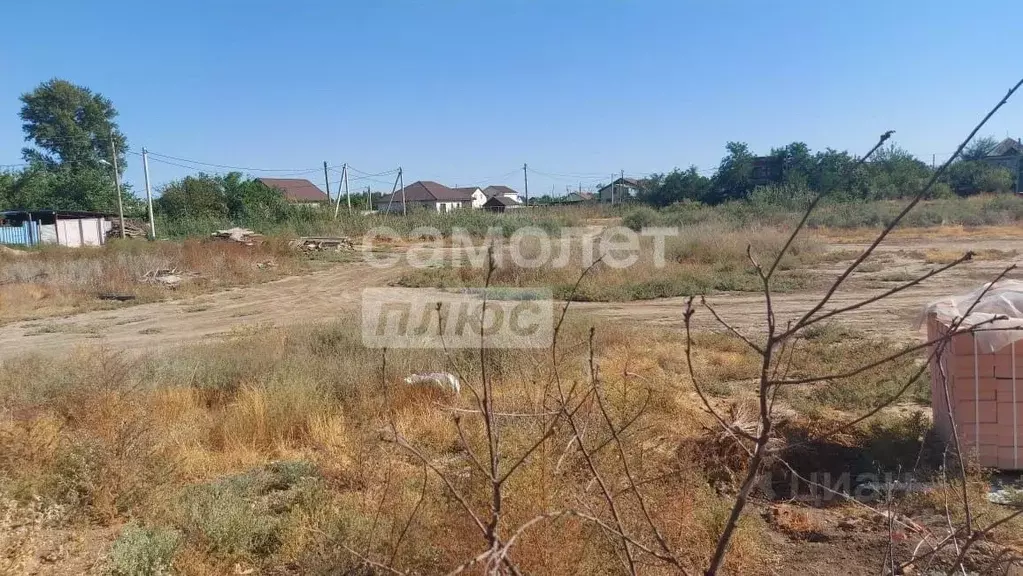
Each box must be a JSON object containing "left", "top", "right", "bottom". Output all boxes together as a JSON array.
[{"left": 2, "top": 0, "right": 1022, "bottom": 198}]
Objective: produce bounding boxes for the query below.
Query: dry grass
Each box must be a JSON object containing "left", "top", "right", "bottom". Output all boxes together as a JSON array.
[
  {"left": 0, "top": 238, "right": 307, "bottom": 325},
  {"left": 0, "top": 316, "right": 782, "bottom": 574},
  {"left": 399, "top": 224, "right": 829, "bottom": 301},
  {"left": 0, "top": 313, "right": 1016, "bottom": 573},
  {"left": 818, "top": 224, "right": 1023, "bottom": 243}
]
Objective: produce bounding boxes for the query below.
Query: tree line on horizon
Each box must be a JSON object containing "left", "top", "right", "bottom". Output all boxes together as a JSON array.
[{"left": 1, "top": 79, "right": 1018, "bottom": 222}]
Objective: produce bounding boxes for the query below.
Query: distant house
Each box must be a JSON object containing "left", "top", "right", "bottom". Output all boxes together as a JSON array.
[
  {"left": 563, "top": 191, "right": 595, "bottom": 203},
  {"left": 982, "top": 138, "right": 1023, "bottom": 193},
  {"left": 453, "top": 187, "right": 488, "bottom": 209},
  {"left": 751, "top": 156, "right": 783, "bottom": 187},
  {"left": 256, "top": 178, "right": 329, "bottom": 205},
  {"left": 597, "top": 178, "right": 644, "bottom": 203},
  {"left": 482, "top": 195, "right": 522, "bottom": 213},
  {"left": 375, "top": 181, "right": 474, "bottom": 213},
  {"left": 483, "top": 186, "right": 522, "bottom": 204}
]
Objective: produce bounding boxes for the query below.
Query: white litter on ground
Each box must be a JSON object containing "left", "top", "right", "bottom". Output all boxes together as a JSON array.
[{"left": 404, "top": 372, "right": 461, "bottom": 394}]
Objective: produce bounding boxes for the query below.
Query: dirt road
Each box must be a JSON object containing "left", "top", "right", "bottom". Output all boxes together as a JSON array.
[{"left": 0, "top": 235, "right": 1019, "bottom": 361}]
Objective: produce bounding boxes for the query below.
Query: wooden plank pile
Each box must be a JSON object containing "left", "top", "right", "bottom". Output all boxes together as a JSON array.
[
  {"left": 211, "top": 228, "right": 261, "bottom": 245},
  {"left": 107, "top": 220, "right": 148, "bottom": 240},
  {"left": 289, "top": 236, "right": 355, "bottom": 252}
]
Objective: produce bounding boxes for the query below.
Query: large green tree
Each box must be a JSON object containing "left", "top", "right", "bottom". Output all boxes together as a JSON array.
[
  {"left": 641, "top": 166, "right": 711, "bottom": 206},
  {"left": 961, "top": 136, "right": 1000, "bottom": 161},
  {"left": 19, "top": 79, "right": 127, "bottom": 173},
  {"left": 11, "top": 79, "right": 129, "bottom": 212},
  {"left": 709, "top": 141, "right": 755, "bottom": 203}
]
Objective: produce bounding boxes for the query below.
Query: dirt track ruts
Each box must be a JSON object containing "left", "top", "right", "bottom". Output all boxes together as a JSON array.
[{"left": 0, "top": 235, "right": 1019, "bottom": 361}]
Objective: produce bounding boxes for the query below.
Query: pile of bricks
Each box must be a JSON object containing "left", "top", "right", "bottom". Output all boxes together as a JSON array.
[{"left": 927, "top": 314, "right": 1022, "bottom": 469}]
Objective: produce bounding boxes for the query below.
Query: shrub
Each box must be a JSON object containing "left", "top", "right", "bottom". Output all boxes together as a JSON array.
[
  {"left": 178, "top": 461, "right": 320, "bottom": 558},
  {"left": 621, "top": 206, "right": 658, "bottom": 231},
  {"left": 108, "top": 521, "right": 180, "bottom": 576}
]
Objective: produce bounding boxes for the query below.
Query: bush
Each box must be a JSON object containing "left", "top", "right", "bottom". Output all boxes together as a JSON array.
[
  {"left": 622, "top": 206, "right": 658, "bottom": 231},
  {"left": 179, "top": 461, "right": 320, "bottom": 558},
  {"left": 108, "top": 521, "right": 180, "bottom": 576}
]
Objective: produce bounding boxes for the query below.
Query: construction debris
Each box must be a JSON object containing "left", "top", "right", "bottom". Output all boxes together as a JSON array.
[
  {"left": 404, "top": 372, "right": 461, "bottom": 394},
  {"left": 98, "top": 293, "right": 137, "bottom": 302},
  {"left": 107, "top": 219, "right": 148, "bottom": 240},
  {"left": 142, "top": 268, "right": 183, "bottom": 287},
  {"left": 211, "top": 228, "right": 261, "bottom": 245},
  {"left": 289, "top": 236, "right": 355, "bottom": 252}
]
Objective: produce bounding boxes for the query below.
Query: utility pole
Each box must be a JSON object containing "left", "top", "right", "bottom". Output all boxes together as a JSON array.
[
  {"left": 142, "top": 148, "right": 156, "bottom": 239},
  {"left": 323, "top": 161, "right": 331, "bottom": 204},
  {"left": 366, "top": 186, "right": 371, "bottom": 211},
  {"left": 620, "top": 169, "right": 625, "bottom": 203},
  {"left": 932, "top": 154, "right": 936, "bottom": 170},
  {"left": 523, "top": 163, "right": 529, "bottom": 206},
  {"left": 109, "top": 134, "right": 125, "bottom": 238},
  {"left": 610, "top": 172, "right": 616, "bottom": 205},
  {"left": 333, "top": 164, "right": 347, "bottom": 219},
  {"left": 399, "top": 167, "right": 406, "bottom": 216},
  {"left": 343, "top": 163, "right": 351, "bottom": 214}
]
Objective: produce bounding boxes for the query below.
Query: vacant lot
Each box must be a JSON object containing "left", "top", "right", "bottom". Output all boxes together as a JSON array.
[
  {"left": 0, "top": 238, "right": 339, "bottom": 325},
  {"left": 1, "top": 224, "right": 1021, "bottom": 574},
  {"left": 0, "top": 226, "right": 1019, "bottom": 360},
  {"left": 3, "top": 311, "right": 1020, "bottom": 575}
]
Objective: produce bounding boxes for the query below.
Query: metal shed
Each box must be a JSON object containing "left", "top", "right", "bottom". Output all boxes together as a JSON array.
[{"left": 0, "top": 210, "right": 113, "bottom": 248}]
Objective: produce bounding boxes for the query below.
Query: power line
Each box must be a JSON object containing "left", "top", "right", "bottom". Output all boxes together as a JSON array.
[
  {"left": 347, "top": 166, "right": 399, "bottom": 177},
  {"left": 145, "top": 150, "right": 321, "bottom": 173}
]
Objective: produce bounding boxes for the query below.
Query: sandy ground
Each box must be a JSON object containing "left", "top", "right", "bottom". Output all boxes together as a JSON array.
[
  {"left": 578, "top": 238, "right": 1021, "bottom": 342},
  {"left": 0, "top": 233, "right": 1020, "bottom": 361}
]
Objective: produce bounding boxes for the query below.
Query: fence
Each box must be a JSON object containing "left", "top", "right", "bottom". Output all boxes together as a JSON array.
[{"left": 0, "top": 221, "right": 40, "bottom": 246}]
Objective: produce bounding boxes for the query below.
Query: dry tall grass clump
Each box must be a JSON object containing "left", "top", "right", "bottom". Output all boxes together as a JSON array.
[
  {"left": 0, "top": 315, "right": 792, "bottom": 574},
  {"left": 399, "top": 223, "right": 827, "bottom": 301},
  {"left": 0, "top": 238, "right": 304, "bottom": 324},
  {"left": 0, "top": 310, "right": 1018, "bottom": 573}
]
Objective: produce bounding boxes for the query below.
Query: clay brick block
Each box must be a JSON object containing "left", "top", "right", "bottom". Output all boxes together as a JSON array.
[
  {"left": 949, "top": 332, "right": 975, "bottom": 356},
  {"left": 995, "top": 379, "right": 1023, "bottom": 403},
  {"left": 956, "top": 400, "right": 998, "bottom": 423},
  {"left": 952, "top": 353, "right": 995, "bottom": 379},
  {"left": 997, "top": 446, "right": 1021, "bottom": 470},
  {"left": 994, "top": 355, "right": 1022, "bottom": 378},
  {"left": 997, "top": 402, "right": 1023, "bottom": 426},
  {"left": 976, "top": 445, "right": 1000, "bottom": 468},
  {"left": 995, "top": 423, "right": 1021, "bottom": 444},
  {"left": 975, "top": 378, "right": 999, "bottom": 401},
  {"left": 961, "top": 426, "right": 1000, "bottom": 446}
]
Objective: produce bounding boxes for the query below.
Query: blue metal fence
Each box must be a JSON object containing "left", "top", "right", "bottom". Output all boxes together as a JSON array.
[{"left": 0, "top": 221, "right": 39, "bottom": 246}]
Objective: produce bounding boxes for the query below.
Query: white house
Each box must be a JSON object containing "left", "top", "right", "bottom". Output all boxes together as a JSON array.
[
  {"left": 455, "top": 187, "right": 488, "bottom": 209},
  {"left": 483, "top": 186, "right": 522, "bottom": 204}
]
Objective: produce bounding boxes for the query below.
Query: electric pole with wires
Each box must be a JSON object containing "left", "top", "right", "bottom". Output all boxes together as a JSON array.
[{"left": 523, "top": 163, "right": 529, "bottom": 206}]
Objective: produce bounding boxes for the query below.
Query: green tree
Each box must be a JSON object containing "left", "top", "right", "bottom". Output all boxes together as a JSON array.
[
  {"left": 864, "top": 144, "right": 931, "bottom": 199},
  {"left": 641, "top": 166, "right": 711, "bottom": 206},
  {"left": 809, "top": 148, "right": 859, "bottom": 195},
  {"left": 770, "top": 142, "right": 815, "bottom": 187},
  {"left": 710, "top": 141, "right": 755, "bottom": 203},
  {"left": 155, "top": 174, "right": 229, "bottom": 220},
  {"left": 20, "top": 79, "right": 127, "bottom": 172},
  {"left": 961, "top": 136, "right": 999, "bottom": 161},
  {"left": 0, "top": 170, "right": 15, "bottom": 207},
  {"left": 222, "top": 173, "right": 291, "bottom": 222},
  {"left": 943, "top": 160, "right": 1014, "bottom": 195}
]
